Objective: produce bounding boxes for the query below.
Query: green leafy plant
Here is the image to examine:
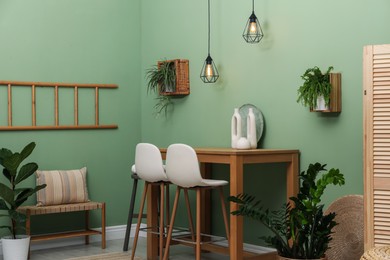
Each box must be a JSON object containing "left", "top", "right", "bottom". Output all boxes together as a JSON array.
[
  {"left": 146, "top": 60, "right": 176, "bottom": 93},
  {"left": 153, "top": 96, "right": 173, "bottom": 118},
  {"left": 0, "top": 142, "right": 46, "bottom": 239},
  {"left": 228, "top": 162, "right": 345, "bottom": 259},
  {"left": 146, "top": 60, "right": 177, "bottom": 117},
  {"left": 297, "top": 66, "right": 334, "bottom": 109}
]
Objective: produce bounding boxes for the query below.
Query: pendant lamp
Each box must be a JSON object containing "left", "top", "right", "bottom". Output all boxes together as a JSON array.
[
  {"left": 243, "top": 0, "right": 264, "bottom": 43},
  {"left": 200, "top": 0, "right": 219, "bottom": 83}
]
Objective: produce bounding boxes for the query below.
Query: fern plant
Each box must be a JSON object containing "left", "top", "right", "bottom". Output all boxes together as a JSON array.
[
  {"left": 297, "top": 66, "right": 334, "bottom": 109},
  {"left": 228, "top": 162, "right": 345, "bottom": 259}
]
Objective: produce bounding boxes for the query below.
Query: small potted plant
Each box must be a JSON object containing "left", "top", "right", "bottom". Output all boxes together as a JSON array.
[
  {"left": 296, "top": 66, "right": 334, "bottom": 111},
  {"left": 146, "top": 60, "right": 177, "bottom": 94},
  {"left": 0, "top": 142, "right": 46, "bottom": 260},
  {"left": 146, "top": 60, "right": 176, "bottom": 117},
  {"left": 228, "top": 162, "right": 345, "bottom": 260}
]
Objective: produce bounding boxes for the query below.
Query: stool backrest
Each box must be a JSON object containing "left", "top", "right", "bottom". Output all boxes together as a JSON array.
[
  {"left": 134, "top": 143, "right": 168, "bottom": 182},
  {"left": 166, "top": 143, "right": 203, "bottom": 188}
]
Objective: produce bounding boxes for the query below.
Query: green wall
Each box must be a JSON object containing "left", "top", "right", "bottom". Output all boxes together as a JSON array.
[
  {"left": 140, "top": 0, "right": 390, "bottom": 244},
  {"left": 1, "top": 0, "right": 390, "bottom": 246},
  {"left": 0, "top": 0, "right": 141, "bottom": 234}
]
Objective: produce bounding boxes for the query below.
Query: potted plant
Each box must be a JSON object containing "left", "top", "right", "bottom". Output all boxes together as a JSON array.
[
  {"left": 146, "top": 60, "right": 177, "bottom": 94},
  {"left": 228, "top": 162, "right": 345, "bottom": 260},
  {"left": 146, "top": 60, "right": 176, "bottom": 117},
  {"left": 296, "top": 66, "right": 334, "bottom": 111},
  {"left": 0, "top": 142, "right": 46, "bottom": 260}
]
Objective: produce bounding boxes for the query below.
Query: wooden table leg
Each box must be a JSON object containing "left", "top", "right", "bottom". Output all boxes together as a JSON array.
[
  {"left": 147, "top": 184, "right": 159, "bottom": 259},
  {"left": 230, "top": 155, "right": 244, "bottom": 259},
  {"left": 286, "top": 153, "right": 299, "bottom": 202}
]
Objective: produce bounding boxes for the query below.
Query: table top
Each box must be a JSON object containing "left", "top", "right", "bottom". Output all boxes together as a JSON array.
[
  {"left": 160, "top": 147, "right": 299, "bottom": 155},
  {"left": 160, "top": 147, "right": 299, "bottom": 164}
]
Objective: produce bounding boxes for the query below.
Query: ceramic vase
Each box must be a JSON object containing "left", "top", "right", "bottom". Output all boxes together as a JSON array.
[
  {"left": 236, "top": 137, "right": 251, "bottom": 149},
  {"left": 247, "top": 108, "right": 257, "bottom": 149},
  {"left": 231, "top": 108, "right": 242, "bottom": 148}
]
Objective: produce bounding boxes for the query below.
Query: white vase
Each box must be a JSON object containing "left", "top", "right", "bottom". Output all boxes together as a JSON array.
[
  {"left": 236, "top": 137, "right": 251, "bottom": 149},
  {"left": 247, "top": 108, "right": 257, "bottom": 149},
  {"left": 2, "top": 235, "right": 30, "bottom": 260},
  {"left": 231, "top": 108, "right": 242, "bottom": 148}
]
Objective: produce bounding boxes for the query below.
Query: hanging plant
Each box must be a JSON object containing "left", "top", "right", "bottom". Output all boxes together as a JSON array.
[
  {"left": 297, "top": 66, "right": 334, "bottom": 109},
  {"left": 146, "top": 60, "right": 176, "bottom": 94}
]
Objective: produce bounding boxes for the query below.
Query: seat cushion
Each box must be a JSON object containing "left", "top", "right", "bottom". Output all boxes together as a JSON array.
[{"left": 36, "top": 167, "right": 89, "bottom": 206}]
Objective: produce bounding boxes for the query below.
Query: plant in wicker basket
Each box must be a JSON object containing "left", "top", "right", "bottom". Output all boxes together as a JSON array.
[
  {"left": 228, "top": 162, "right": 345, "bottom": 259},
  {"left": 146, "top": 60, "right": 175, "bottom": 117}
]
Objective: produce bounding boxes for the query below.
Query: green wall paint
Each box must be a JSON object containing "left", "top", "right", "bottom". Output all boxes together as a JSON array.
[
  {"left": 1, "top": 0, "right": 390, "bottom": 247},
  {"left": 140, "top": 0, "right": 390, "bottom": 244},
  {"left": 0, "top": 0, "right": 141, "bottom": 234}
]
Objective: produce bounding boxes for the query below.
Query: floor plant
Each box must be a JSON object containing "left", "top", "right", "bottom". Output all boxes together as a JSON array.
[{"left": 228, "top": 162, "right": 345, "bottom": 259}]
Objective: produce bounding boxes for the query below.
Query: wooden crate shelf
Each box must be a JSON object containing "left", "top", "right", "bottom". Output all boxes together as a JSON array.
[{"left": 158, "top": 59, "right": 190, "bottom": 96}]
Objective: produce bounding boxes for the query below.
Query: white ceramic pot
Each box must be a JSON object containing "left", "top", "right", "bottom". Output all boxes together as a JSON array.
[
  {"left": 1, "top": 235, "right": 30, "bottom": 260},
  {"left": 315, "top": 95, "right": 329, "bottom": 111}
]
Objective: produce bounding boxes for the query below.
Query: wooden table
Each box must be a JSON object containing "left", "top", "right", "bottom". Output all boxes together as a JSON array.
[{"left": 147, "top": 148, "right": 300, "bottom": 259}]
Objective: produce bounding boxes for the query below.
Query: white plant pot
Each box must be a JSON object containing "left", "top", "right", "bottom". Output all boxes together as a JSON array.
[
  {"left": 2, "top": 235, "right": 30, "bottom": 260},
  {"left": 315, "top": 95, "right": 329, "bottom": 111}
]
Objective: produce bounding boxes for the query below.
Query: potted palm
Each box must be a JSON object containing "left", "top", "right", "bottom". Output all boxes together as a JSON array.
[
  {"left": 228, "top": 162, "right": 345, "bottom": 260},
  {"left": 296, "top": 66, "right": 334, "bottom": 111},
  {"left": 0, "top": 142, "right": 46, "bottom": 260}
]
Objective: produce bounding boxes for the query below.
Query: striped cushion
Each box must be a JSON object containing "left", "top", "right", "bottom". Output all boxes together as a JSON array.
[{"left": 36, "top": 167, "right": 89, "bottom": 206}]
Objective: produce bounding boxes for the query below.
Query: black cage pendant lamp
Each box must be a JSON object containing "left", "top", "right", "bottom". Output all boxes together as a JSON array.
[
  {"left": 200, "top": 0, "right": 219, "bottom": 83},
  {"left": 243, "top": 0, "right": 264, "bottom": 43}
]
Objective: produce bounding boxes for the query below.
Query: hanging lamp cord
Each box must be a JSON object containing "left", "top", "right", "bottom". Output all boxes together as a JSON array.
[
  {"left": 252, "top": 0, "right": 255, "bottom": 12},
  {"left": 208, "top": 0, "right": 211, "bottom": 56}
]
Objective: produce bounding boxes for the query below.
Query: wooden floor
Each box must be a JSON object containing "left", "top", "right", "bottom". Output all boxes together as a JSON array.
[{"left": 27, "top": 237, "right": 231, "bottom": 260}]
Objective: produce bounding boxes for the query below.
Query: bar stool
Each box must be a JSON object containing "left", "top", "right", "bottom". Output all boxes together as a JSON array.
[
  {"left": 128, "top": 143, "right": 170, "bottom": 259},
  {"left": 163, "top": 143, "right": 230, "bottom": 260},
  {"left": 129, "top": 143, "right": 194, "bottom": 260}
]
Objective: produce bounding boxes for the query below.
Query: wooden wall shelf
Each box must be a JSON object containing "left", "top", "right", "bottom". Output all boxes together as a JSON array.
[{"left": 0, "top": 80, "right": 118, "bottom": 131}]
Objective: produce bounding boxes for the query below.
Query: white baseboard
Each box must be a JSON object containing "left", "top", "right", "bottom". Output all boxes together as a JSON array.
[
  {"left": 0, "top": 224, "right": 147, "bottom": 255},
  {"left": 0, "top": 224, "right": 275, "bottom": 255}
]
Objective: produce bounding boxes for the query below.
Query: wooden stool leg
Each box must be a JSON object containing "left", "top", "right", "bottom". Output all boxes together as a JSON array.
[
  {"left": 163, "top": 188, "right": 181, "bottom": 260},
  {"left": 131, "top": 183, "right": 149, "bottom": 260},
  {"left": 101, "top": 202, "right": 106, "bottom": 249},
  {"left": 123, "top": 177, "right": 139, "bottom": 251},
  {"left": 85, "top": 210, "right": 90, "bottom": 245},
  {"left": 184, "top": 189, "right": 195, "bottom": 242}
]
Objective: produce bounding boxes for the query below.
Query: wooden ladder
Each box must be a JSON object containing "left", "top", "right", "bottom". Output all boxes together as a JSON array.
[{"left": 0, "top": 80, "right": 118, "bottom": 130}]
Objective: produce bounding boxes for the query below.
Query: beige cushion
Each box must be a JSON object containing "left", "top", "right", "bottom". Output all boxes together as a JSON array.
[{"left": 36, "top": 167, "right": 89, "bottom": 206}]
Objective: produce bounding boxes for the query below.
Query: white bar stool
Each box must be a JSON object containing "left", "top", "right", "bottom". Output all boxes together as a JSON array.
[
  {"left": 130, "top": 143, "right": 194, "bottom": 260},
  {"left": 163, "top": 143, "right": 230, "bottom": 260}
]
